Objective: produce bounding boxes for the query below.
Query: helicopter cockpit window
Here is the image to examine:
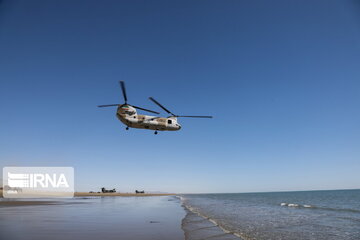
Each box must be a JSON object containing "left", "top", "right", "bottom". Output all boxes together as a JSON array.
[
  {"left": 125, "top": 110, "right": 135, "bottom": 115},
  {"left": 168, "top": 119, "right": 172, "bottom": 124}
]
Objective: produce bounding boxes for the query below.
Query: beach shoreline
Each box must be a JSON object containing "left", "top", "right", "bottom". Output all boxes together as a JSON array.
[
  {"left": 0, "top": 189, "right": 175, "bottom": 199},
  {"left": 0, "top": 190, "right": 177, "bottom": 208},
  {"left": 75, "top": 191, "right": 177, "bottom": 197}
]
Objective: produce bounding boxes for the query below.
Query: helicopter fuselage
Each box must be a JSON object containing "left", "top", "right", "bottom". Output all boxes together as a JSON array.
[{"left": 116, "top": 104, "right": 181, "bottom": 131}]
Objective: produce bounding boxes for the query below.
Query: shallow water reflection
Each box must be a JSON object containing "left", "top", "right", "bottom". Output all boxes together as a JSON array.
[{"left": 0, "top": 196, "right": 185, "bottom": 240}]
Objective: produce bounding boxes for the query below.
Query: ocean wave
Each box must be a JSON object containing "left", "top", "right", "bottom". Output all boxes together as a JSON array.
[
  {"left": 280, "top": 203, "right": 302, "bottom": 207},
  {"left": 280, "top": 202, "right": 360, "bottom": 213}
]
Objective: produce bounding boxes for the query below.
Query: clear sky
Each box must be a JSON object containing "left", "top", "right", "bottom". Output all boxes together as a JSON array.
[{"left": 0, "top": 0, "right": 359, "bottom": 193}]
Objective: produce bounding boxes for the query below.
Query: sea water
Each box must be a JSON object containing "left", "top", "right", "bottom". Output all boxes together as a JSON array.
[{"left": 181, "top": 189, "right": 360, "bottom": 240}]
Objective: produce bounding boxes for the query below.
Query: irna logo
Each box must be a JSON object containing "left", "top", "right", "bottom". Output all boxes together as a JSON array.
[
  {"left": 3, "top": 167, "right": 74, "bottom": 198},
  {"left": 8, "top": 173, "right": 69, "bottom": 188}
]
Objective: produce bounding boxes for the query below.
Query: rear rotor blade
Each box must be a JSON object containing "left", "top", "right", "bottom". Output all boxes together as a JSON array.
[
  {"left": 132, "top": 105, "right": 160, "bottom": 115},
  {"left": 149, "top": 97, "right": 175, "bottom": 116},
  {"left": 177, "top": 115, "right": 213, "bottom": 118},
  {"left": 98, "top": 104, "right": 120, "bottom": 107},
  {"left": 120, "top": 81, "right": 128, "bottom": 103}
]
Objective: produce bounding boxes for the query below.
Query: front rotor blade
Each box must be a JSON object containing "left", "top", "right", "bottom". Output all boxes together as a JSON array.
[
  {"left": 98, "top": 104, "right": 120, "bottom": 107},
  {"left": 149, "top": 97, "right": 175, "bottom": 116},
  {"left": 177, "top": 115, "right": 213, "bottom": 118},
  {"left": 133, "top": 105, "right": 160, "bottom": 114},
  {"left": 120, "top": 81, "right": 128, "bottom": 103}
]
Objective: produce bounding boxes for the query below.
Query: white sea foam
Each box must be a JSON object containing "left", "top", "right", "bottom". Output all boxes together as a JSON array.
[
  {"left": 180, "top": 197, "right": 244, "bottom": 239},
  {"left": 209, "top": 218, "right": 218, "bottom": 226},
  {"left": 281, "top": 202, "right": 313, "bottom": 208},
  {"left": 288, "top": 203, "right": 299, "bottom": 207}
]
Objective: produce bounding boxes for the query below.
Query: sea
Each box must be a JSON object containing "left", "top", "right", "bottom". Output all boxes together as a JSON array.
[{"left": 181, "top": 189, "right": 360, "bottom": 240}]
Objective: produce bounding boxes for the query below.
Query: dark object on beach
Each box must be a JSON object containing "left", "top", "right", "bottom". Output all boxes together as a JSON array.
[
  {"left": 101, "top": 187, "right": 116, "bottom": 193},
  {"left": 149, "top": 221, "right": 160, "bottom": 223},
  {"left": 89, "top": 191, "right": 94, "bottom": 193},
  {"left": 135, "top": 190, "right": 145, "bottom": 194}
]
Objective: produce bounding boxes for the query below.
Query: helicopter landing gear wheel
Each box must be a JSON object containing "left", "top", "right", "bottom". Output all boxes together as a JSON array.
[
  {"left": 126, "top": 127, "right": 129, "bottom": 130},
  {"left": 154, "top": 131, "right": 158, "bottom": 135}
]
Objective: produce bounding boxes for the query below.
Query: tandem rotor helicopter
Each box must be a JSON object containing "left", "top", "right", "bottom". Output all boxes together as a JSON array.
[{"left": 98, "top": 81, "right": 213, "bottom": 134}]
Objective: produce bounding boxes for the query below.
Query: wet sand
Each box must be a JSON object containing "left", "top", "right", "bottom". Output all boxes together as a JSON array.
[{"left": 0, "top": 195, "right": 185, "bottom": 240}]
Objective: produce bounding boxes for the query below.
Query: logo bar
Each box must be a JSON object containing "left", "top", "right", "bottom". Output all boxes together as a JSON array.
[{"left": 3, "top": 167, "right": 74, "bottom": 198}]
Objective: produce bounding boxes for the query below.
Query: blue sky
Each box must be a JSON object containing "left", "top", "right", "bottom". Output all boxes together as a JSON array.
[{"left": 0, "top": 0, "right": 359, "bottom": 193}]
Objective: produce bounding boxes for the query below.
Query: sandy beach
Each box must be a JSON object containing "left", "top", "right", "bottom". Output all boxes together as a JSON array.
[
  {"left": 74, "top": 192, "right": 176, "bottom": 197},
  {"left": 0, "top": 189, "right": 175, "bottom": 200}
]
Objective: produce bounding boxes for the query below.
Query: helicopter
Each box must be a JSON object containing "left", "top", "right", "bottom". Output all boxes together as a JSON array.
[{"left": 98, "top": 81, "right": 213, "bottom": 134}]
